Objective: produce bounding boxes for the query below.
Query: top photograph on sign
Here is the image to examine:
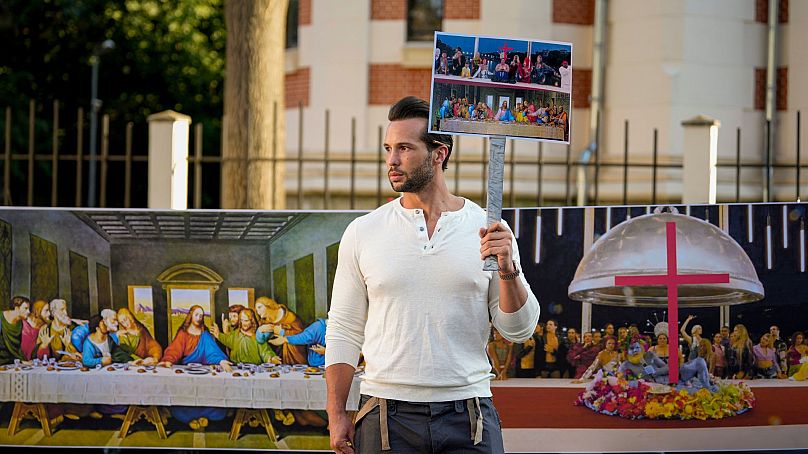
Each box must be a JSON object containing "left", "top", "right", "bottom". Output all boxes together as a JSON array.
[{"left": 428, "top": 32, "right": 573, "bottom": 144}]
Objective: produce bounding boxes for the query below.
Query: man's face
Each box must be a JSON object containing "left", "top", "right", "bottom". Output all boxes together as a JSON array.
[
  {"left": 104, "top": 314, "right": 119, "bottom": 332},
  {"left": 721, "top": 326, "right": 729, "bottom": 337},
  {"left": 385, "top": 118, "right": 436, "bottom": 194},
  {"left": 18, "top": 302, "right": 30, "bottom": 319},
  {"left": 583, "top": 333, "right": 593, "bottom": 344},
  {"left": 119, "top": 313, "right": 133, "bottom": 330},
  {"left": 52, "top": 303, "right": 70, "bottom": 325},
  {"left": 593, "top": 332, "right": 602, "bottom": 344},
  {"left": 99, "top": 320, "right": 108, "bottom": 335},
  {"left": 40, "top": 305, "right": 51, "bottom": 323},
  {"left": 192, "top": 308, "right": 204, "bottom": 328},
  {"left": 239, "top": 312, "right": 253, "bottom": 332},
  {"left": 228, "top": 311, "right": 240, "bottom": 327},
  {"left": 567, "top": 329, "right": 577, "bottom": 341},
  {"left": 770, "top": 326, "right": 780, "bottom": 338},
  {"left": 546, "top": 320, "right": 556, "bottom": 333}
]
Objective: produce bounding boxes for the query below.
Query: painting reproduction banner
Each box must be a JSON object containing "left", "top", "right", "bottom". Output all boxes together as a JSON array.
[
  {"left": 429, "top": 32, "right": 573, "bottom": 143},
  {"left": 0, "top": 203, "right": 806, "bottom": 451}
]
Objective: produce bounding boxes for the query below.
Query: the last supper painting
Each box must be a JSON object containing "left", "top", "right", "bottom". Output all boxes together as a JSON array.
[{"left": 0, "top": 203, "right": 806, "bottom": 451}]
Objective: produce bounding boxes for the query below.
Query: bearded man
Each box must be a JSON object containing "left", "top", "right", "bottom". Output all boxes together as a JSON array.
[
  {"left": 72, "top": 308, "right": 118, "bottom": 352},
  {"left": 37, "top": 299, "right": 81, "bottom": 361},
  {"left": 211, "top": 307, "right": 279, "bottom": 365}
]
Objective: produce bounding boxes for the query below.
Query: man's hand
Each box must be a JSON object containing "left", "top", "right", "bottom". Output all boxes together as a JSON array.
[
  {"left": 158, "top": 361, "right": 172, "bottom": 368},
  {"left": 220, "top": 360, "right": 233, "bottom": 373},
  {"left": 479, "top": 222, "right": 514, "bottom": 272},
  {"left": 269, "top": 336, "right": 286, "bottom": 346},
  {"left": 101, "top": 355, "right": 112, "bottom": 366},
  {"left": 328, "top": 411, "right": 355, "bottom": 454},
  {"left": 257, "top": 324, "right": 273, "bottom": 334},
  {"left": 311, "top": 344, "right": 326, "bottom": 355},
  {"left": 210, "top": 322, "right": 220, "bottom": 338}
]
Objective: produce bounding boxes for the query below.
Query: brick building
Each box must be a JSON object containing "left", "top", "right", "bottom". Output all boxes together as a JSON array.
[{"left": 282, "top": 0, "right": 805, "bottom": 207}]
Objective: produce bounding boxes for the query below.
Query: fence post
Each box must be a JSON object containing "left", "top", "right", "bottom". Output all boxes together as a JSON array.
[
  {"left": 147, "top": 110, "right": 191, "bottom": 209},
  {"left": 681, "top": 115, "right": 720, "bottom": 204}
]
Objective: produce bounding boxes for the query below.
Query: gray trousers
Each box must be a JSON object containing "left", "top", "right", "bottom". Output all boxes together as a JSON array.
[{"left": 354, "top": 394, "right": 505, "bottom": 454}]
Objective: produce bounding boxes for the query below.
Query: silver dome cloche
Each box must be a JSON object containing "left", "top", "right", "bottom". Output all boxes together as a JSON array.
[{"left": 568, "top": 208, "right": 764, "bottom": 307}]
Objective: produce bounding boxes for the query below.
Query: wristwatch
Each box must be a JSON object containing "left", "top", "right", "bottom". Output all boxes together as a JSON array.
[{"left": 498, "top": 261, "right": 520, "bottom": 280}]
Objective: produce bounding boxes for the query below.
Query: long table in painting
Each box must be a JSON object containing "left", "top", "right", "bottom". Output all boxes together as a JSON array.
[
  {"left": 490, "top": 378, "right": 808, "bottom": 452},
  {"left": 0, "top": 365, "right": 362, "bottom": 440}
]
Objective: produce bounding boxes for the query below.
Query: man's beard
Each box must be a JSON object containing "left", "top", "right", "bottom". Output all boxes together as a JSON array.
[
  {"left": 53, "top": 310, "right": 71, "bottom": 327},
  {"left": 389, "top": 153, "right": 434, "bottom": 193}
]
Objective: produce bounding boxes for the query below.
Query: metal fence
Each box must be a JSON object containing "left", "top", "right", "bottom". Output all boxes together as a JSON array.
[{"left": 1, "top": 100, "right": 804, "bottom": 210}]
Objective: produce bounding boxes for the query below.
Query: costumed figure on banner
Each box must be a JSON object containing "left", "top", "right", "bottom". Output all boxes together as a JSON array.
[
  {"left": 158, "top": 305, "right": 233, "bottom": 430},
  {"left": 567, "top": 331, "right": 600, "bottom": 379},
  {"left": 22, "top": 299, "right": 50, "bottom": 360},
  {"left": 487, "top": 328, "right": 513, "bottom": 380},
  {"left": 617, "top": 336, "right": 717, "bottom": 393},
  {"left": 514, "top": 322, "right": 543, "bottom": 378},
  {"left": 255, "top": 296, "right": 307, "bottom": 365},
  {"left": 576, "top": 335, "right": 619, "bottom": 382},
  {"left": 726, "top": 324, "right": 755, "bottom": 379},
  {"left": 787, "top": 331, "right": 808, "bottom": 378},
  {"left": 753, "top": 333, "right": 786, "bottom": 379},
  {"left": 0, "top": 296, "right": 29, "bottom": 364},
  {"left": 769, "top": 325, "right": 788, "bottom": 375},
  {"left": 116, "top": 308, "right": 162, "bottom": 366},
  {"left": 536, "top": 319, "right": 567, "bottom": 378}
]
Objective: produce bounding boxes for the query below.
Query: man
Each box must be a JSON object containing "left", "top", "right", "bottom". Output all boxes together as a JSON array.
[
  {"left": 211, "top": 307, "right": 279, "bottom": 365},
  {"left": 72, "top": 308, "right": 118, "bottom": 352},
  {"left": 770, "top": 325, "right": 788, "bottom": 374},
  {"left": 559, "top": 60, "right": 572, "bottom": 91},
  {"left": 159, "top": 305, "right": 232, "bottom": 430},
  {"left": 720, "top": 325, "right": 731, "bottom": 349},
  {"left": 325, "top": 96, "right": 540, "bottom": 453},
  {"left": 269, "top": 318, "right": 327, "bottom": 367},
  {"left": 223, "top": 304, "right": 245, "bottom": 333},
  {"left": 22, "top": 299, "right": 50, "bottom": 360},
  {"left": 81, "top": 314, "right": 128, "bottom": 367},
  {"left": 0, "top": 296, "right": 29, "bottom": 364},
  {"left": 37, "top": 299, "right": 81, "bottom": 361}
]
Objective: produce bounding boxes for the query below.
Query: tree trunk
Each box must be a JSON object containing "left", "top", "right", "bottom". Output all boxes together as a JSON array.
[{"left": 222, "top": 0, "right": 288, "bottom": 209}]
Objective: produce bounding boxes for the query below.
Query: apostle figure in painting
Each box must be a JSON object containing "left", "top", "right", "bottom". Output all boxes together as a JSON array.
[
  {"left": 0, "top": 296, "right": 29, "bottom": 364},
  {"left": 72, "top": 308, "right": 118, "bottom": 352},
  {"left": 159, "top": 305, "right": 232, "bottom": 430},
  {"left": 223, "top": 304, "right": 245, "bottom": 333},
  {"left": 81, "top": 314, "right": 129, "bottom": 417},
  {"left": 210, "top": 307, "right": 279, "bottom": 365},
  {"left": 267, "top": 318, "right": 327, "bottom": 367},
  {"left": 116, "top": 308, "right": 162, "bottom": 366},
  {"left": 37, "top": 299, "right": 81, "bottom": 361},
  {"left": 22, "top": 299, "right": 50, "bottom": 360},
  {"left": 255, "top": 296, "right": 307, "bottom": 365}
]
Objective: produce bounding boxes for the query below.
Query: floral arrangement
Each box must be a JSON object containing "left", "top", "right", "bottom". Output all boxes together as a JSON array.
[{"left": 575, "top": 370, "right": 755, "bottom": 420}]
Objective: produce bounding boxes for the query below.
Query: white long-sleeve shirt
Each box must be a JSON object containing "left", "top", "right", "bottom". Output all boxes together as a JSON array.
[{"left": 325, "top": 198, "right": 540, "bottom": 402}]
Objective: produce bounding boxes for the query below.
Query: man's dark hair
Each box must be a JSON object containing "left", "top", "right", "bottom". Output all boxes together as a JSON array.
[
  {"left": 11, "top": 295, "right": 29, "bottom": 310},
  {"left": 388, "top": 96, "right": 453, "bottom": 171},
  {"left": 88, "top": 314, "right": 103, "bottom": 334}
]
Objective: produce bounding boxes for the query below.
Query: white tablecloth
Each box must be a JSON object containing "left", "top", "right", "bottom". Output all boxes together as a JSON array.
[{"left": 0, "top": 366, "right": 361, "bottom": 410}]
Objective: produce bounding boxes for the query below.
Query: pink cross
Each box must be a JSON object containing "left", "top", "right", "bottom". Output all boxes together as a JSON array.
[
  {"left": 614, "top": 221, "right": 729, "bottom": 383},
  {"left": 498, "top": 42, "right": 514, "bottom": 59}
]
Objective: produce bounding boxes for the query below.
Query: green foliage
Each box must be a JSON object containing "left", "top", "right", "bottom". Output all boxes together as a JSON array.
[
  {"left": 0, "top": 0, "right": 225, "bottom": 124},
  {"left": 0, "top": 0, "right": 226, "bottom": 207}
]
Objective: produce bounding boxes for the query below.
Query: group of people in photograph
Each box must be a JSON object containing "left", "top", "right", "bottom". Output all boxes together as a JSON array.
[
  {"left": 438, "top": 95, "right": 568, "bottom": 126},
  {"left": 488, "top": 317, "right": 808, "bottom": 382},
  {"left": 0, "top": 295, "right": 329, "bottom": 430},
  {"left": 435, "top": 46, "right": 572, "bottom": 91}
]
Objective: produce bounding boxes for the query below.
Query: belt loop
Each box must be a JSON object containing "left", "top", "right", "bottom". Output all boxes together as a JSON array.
[
  {"left": 474, "top": 397, "right": 483, "bottom": 445},
  {"left": 379, "top": 398, "right": 391, "bottom": 451}
]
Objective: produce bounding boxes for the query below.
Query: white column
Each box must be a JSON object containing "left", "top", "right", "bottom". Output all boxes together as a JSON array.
[
  {"left": 681, "top": 115, "right": 720, "bottom": 204},
  {"left": 147, "top": 110, "right": 191, "bottom": 209}
]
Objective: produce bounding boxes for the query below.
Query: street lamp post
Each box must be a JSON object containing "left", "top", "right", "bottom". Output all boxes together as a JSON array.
[{"left": 88, "top": 39, "right": 115, "bottom": 207}]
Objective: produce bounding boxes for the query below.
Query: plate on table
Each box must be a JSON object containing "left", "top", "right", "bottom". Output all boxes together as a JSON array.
[
  {"left": 185, "top": 363, "right": 203, "bottom": 369},
  {"left": 55, "top": 362, "right": 81, "bottom": 371},
  {"left": 292, "top": 364, "right": 308, "bottom": 371},
  {"left": 112, "top": 363, "right": 127, "bottom": 369},
  {"left": 185, "top": 368, "right": 210, "bottom": 375}
]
